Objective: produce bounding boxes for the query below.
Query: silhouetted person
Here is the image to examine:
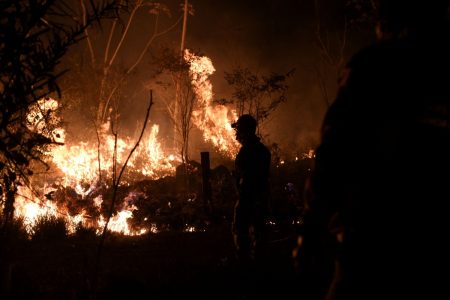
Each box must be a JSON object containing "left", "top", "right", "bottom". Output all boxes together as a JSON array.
[
  {"left": 231, "top": 114, "right": 271, "bottom": 266},
  {"left": 295, "top": 1, "right": 450, "bottom": 299}
]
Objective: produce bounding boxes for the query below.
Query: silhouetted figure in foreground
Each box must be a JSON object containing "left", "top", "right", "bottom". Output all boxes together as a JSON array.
[
  {"left": 232, "top": 114, "right": 271, "bottom": 266},
  {"left": 295, "top": 2, "right": 450, "bottom": 299}
]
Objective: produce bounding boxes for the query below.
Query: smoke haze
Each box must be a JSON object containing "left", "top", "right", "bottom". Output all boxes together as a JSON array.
[{"left": 60, "top": 0, "right": 376, "bottom": 163}]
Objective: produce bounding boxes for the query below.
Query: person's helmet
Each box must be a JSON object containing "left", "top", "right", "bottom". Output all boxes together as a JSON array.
[{"left": 231, "top": 114, "right": 257, "bottom": 133}]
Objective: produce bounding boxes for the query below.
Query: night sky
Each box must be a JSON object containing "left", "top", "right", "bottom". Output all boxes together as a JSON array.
[{"left": 176, "top": 0, "right": 373, "bottom": 153}]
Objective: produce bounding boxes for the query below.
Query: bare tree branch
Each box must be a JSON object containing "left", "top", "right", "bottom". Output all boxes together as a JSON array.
[
  {"left": 93, "top": 90, "right": 154, "bottom": 293},
  {"left": 100, "top": 14, "right": 183, "bottom": 122},
  {"left": 80, "top": 0, "right": 96, "bottom": 65}
]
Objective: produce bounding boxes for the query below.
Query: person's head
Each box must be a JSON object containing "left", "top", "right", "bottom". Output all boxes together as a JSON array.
[
  {"left": 231, "top": 114, "right": 257, "bottom": 145},
  {"left": 375, "top": 0, "right": 449, "bottom": 40}
]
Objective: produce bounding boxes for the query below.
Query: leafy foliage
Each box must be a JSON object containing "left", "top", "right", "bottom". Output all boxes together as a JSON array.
[
  {"left": 31, "top": 214, "right": 68, "bottom": 241},
  {"left": 0, "top": 215, "right": 28, "bottom": 241},
  {"left": 73, "top": 221, "right": 98, "bottom": 240},
  {"left": 0, "top": 0, "right": 119, "bottom": 225},
  {"left": 150, "top": 47, "right": 199, "bottom": 163},
  {"left": 224, "top": 67, "right": 294, "bottom": 128},
  {"left": 345, "top": 0, "right": 378, "bottom": 26}
]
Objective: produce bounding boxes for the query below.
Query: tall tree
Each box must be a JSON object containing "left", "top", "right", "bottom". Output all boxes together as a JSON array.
[
  {"left": 224, "top": 67, "right": 294, "bottom": 134},
  {"left": 313, "top": 0, "right": 378, "bottom": 107},
  {"left": 150, "top": 47, "right": 197, "bottom": 164},
  {"left": 67, "top": 0, "right": 184, "bottom": 127}
]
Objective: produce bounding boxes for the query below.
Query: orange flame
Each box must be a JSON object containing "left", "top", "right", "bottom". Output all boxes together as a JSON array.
[
  {"left": 185, "top": 50, "right": 240, "bottom": 157},
  {"left": 15, "top": 99, "right": 179, "bottom": 236},
  {"left": 14, "top": 49, "right": 240, "bottom": 236},
  {"left": 14, "top": 186, "right": 87, "bottom": 235}
]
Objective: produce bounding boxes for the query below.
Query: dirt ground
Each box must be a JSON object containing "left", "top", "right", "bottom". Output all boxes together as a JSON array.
[{"left": 1, "top": 223, "right": 300, "bottom": 299}]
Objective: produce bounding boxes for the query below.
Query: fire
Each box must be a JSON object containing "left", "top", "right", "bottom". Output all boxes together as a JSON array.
[
  {"left": 13, "top": 50, "right": 241, "bottom": 237},
  {"left": 185, "top": 50, "right": 240, "bottom": 157},
  {"left": 14, "top": 186, "right": 87, "bottom": 235},
  {"left": 95, "top": 191, "right": 149, "bottom": 236},
  {"left": 27, "top": 97, "right": 65, "bottom": 144},
  {"left": 97, "top": 209, "right": 144, "bottom": 236},
  {"left": 51, "top": 143, "right": 100, "bottom": 186},
  {"left": 14, "top": 98, "right": 180, "bottom": 236},
  {"left": 50, "top": 123, "right": 177, "bottom": 187},
  {"left": 303, "top": 149, "right": 315, "bottom": 159},
  {"left": 136, "top": 124, "right": 177, "bottom": 178}
]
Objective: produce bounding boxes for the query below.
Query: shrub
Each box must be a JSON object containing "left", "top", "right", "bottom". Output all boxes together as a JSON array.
[
  {"left": 31, "top": 214, "right": 68, "bottom": 241},
  {"left": 0, "top": 215, "right": 29, "bottom": 241},
  {"left": 73, "top": 222, "right": 97, "bottom": 241}
]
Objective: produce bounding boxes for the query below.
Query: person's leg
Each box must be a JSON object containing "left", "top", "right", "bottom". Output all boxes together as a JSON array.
[
  {"left": 233, "top": 203, "right": 252, "bottom": 264},
  {"left": 251, "top": 206, "right": 268, "bottom": 262}
]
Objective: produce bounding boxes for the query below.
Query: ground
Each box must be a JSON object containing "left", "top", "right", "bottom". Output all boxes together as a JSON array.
[{"left": 1, "top": 223, "right": 300, "bottom": 300}]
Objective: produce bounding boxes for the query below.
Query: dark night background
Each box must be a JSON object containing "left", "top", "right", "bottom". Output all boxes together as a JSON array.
[
  {"left": 3, "top": 1, "right": 450, "bottom": 299},
  {"left": 0, "top": 1, "right": 380, "bottom": 299}
]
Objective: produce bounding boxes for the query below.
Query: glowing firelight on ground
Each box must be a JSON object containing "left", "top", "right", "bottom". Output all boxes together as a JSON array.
[
  {"left": 14, "top": 186, "right": 87, "bottom": 235},
  {"left": 14, "top": 97, "right": 181, "bottom": 236},
  {"left": 13, "top": 50, "right": 241, "bottom": 237}
]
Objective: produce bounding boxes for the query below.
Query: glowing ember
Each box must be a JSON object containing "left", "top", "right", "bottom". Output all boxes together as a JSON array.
[
  {"left": 184, "top": 225, "right": 196, "bottom": 232},
  {"left": 303, "top": 149, "right": 315, "bottom": 159}
]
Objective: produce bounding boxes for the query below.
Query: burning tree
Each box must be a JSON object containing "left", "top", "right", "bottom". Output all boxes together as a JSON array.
[
  {"left": 151, "top": 48, "right": 241, "bottom": 162},
  {"left": 0, "top": 0, "right": 119, "bottom": 232},
  {"left": 176, "top": 63, "right": 196, "bottom": 165},
  {"left": 151, "top": 48, "right": 197, "bottom": 164}
]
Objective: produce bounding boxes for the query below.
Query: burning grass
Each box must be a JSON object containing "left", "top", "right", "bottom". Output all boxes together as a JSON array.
[
  {"left": 11, "top": 164, "right": 237, "bottom": 239},
  {"left": 0, "top": 156, "right": 312, "bottom": 299},
  {"left": 8, "top": 148, "right": 311, "bottom": 240}
]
